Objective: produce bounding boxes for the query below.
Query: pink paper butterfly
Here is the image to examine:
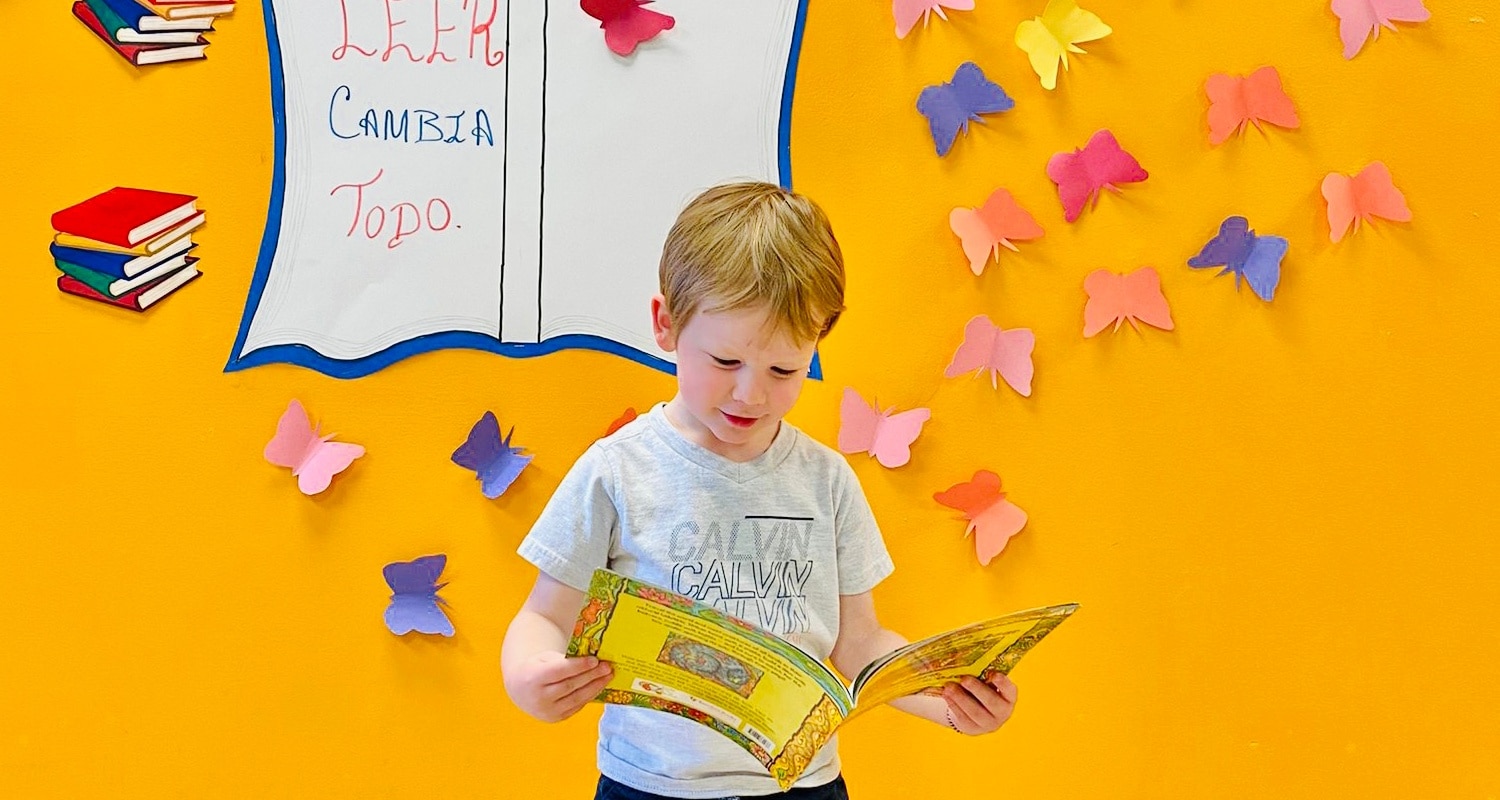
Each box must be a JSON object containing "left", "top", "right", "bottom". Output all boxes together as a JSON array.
[
  {"left": 264, "top": 400, "right": 365, "bottom": 495},
  {"left": 1046, "top": 129, "right": 1148, "bottom": 223},
  {"left": 1332, "top": 0, "right": 1429, "bottom": 59},
  {"left": 580, "top": 0, "right": 675, "bottom": 57},
  {"left": 894, "top": 0, "right": 975, "bottom": 39},
  {"left": 837, "top": 388, "right": 931, "bottom": 469},
  {"left": 934, "top": 470, "right": 1028, "bottom": 566},
  {"left": 944, "top": 315, "right": 1035, "bottom": 397}
]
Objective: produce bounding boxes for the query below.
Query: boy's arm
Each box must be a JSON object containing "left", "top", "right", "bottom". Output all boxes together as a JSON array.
[
  {"left": 829, "top": 591, "right": 1018, "bottom": 736},
  {"left": 501, "top": 572, "right": 615, "bottom": 723}
]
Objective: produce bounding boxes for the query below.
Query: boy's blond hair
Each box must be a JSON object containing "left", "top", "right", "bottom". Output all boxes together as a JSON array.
[{"left": 659, "top": 181, "right": 845, "bottom": 345}]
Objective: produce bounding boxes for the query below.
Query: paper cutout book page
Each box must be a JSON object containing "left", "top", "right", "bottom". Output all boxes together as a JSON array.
[
  {"left": 568, "top": 568, "right": 1077, "bottom": 790},
  {"left": 228, "top": 1, "right": 810, "bottom": 378}
]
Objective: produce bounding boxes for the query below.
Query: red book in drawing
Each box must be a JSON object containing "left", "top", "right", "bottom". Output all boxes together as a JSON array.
[
  {"left": 57, "top": 265, "right": 202, "bottom": 312},
  {"left": 51, "top": 185, "right": 200, "bottom": 249}
]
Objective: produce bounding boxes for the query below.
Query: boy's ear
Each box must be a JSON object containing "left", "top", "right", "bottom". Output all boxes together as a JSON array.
[{"left": 650, "top": 294, "right": 678, "bottom": 352}]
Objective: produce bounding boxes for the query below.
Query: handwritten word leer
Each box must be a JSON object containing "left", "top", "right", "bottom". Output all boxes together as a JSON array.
[{"left": 332, "top": 0, "right": 505, "bottom": 66}]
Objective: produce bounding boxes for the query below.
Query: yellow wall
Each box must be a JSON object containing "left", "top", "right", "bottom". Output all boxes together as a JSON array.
[{"left": 3, "top": 1, "right": 1497, "bottom": 797}]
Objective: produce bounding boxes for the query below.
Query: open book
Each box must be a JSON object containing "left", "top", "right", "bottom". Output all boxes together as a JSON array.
[
  {"left": 567, "top": 568, "right": 1078, "bottom": 790},
  {"left": 228, "top": 0, "right": 809, "bottom": 379}
]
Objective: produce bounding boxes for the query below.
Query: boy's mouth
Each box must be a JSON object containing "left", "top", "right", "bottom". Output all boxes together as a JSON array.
[{"left": 722, "top": 412, "right": 758, "bottom": 428}]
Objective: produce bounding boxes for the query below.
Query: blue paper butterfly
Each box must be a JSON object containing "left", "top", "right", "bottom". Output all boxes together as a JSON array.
[
  {"left": 916, "top": 61, "right": 1015, "bottom": 157},
  {"left": 383, "top": 554, "right": 454, "bottom": 637},
  {"left": 1187, "top": 216, "right": 1289, "bottom": 302},
  {"left": 451, "top": 411, "right": 533, "bottom": 499}
]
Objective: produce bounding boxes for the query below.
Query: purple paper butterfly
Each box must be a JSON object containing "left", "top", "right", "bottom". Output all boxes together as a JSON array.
[
  {"left": 383, "top": 554, "right": 454, "bottom": 637},
  {"left": 451, "top": 411, "right": 533, "bottom": 499},
  {"left": 916, "top": 61, "right": 1015, "bottom": 157},
  {"left": 1187, "top": 216, "right": 1289, "bottom": 302}
]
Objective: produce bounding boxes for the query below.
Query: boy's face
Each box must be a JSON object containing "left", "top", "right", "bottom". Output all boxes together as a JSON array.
[{"left": 652, "top": 296, "right": 817, "bottom": 462}]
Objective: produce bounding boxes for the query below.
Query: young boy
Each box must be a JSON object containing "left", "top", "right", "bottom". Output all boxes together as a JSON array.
[{"left": 501, "top": 182, "right": 1019, "bottom": 799}]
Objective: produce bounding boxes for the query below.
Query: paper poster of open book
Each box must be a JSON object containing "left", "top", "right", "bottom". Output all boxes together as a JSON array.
[
  {"left": 568, "top": 568, "right": 1078, "bottom": 790},
  {"left": 227, "top": 0, "right": 815, "bottom": 378}
]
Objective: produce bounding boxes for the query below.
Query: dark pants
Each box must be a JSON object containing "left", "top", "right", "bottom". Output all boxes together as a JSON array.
[{"left": 594, "top": 774, "right": 850, "bottom": 800}]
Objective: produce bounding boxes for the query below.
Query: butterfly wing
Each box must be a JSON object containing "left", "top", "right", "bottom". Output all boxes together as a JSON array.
[
  {"left": 916, "top": 84, "right": 964, "bottom": 157},
  {"left": 1204, "top": 72, "right": 1249, "bottom": 145},
  {"left": 977, "top": 188, "right": 1044, "bottom": 250},
  {"left": 384, "top": 554, "right": 448, "bottom": 594},
  {"left": 1188, "top": 216, "right": 1253, "bottom": 273},
  {"left": 934, "top": 470, "right": 1003, "bottom": 517},
  {"left": 870, "top": 407, "right": 931, "bottom": 469},
  {"left": 1321, "top": 172, "right": 1358, "bottom": 242},
  {"left": 1242, "top": 66, "right": 1300, "bottom": 131},
  {"left": 1044, "top": 0, "right": 1112, "bottom": 50},
  {"left": 1015, "top": 17, "right": 1067, "bottom": 90},
  {"left": 385, "top": 594, "right": 455, "bottom": 637},
  {"left": 1120, "top": 267, "right": 1175, "bottom": 331},
  {"left": 1373, "top": 0, "right": 1431, "bottom": 25},
  {"left": 1046, "top": 150, "right": 1095, "bottom": 223},
  {"left": 949, "top": 207, "right": 997, "bottom": 275},
  {"left": 452, "top": 411, "right": 503, "bottom": 473},
  {"left": 590, "top": 0, "right": 675, "bottom": 57},
  {"left": 1331, "top": 0, "right": 1377, "bottom": 58},
  {"left": 945, "top": 315, "right": 1000, "bottom": 379},
  {"left": 972, "top": 499, "right": 1028, "bottom": 566},
  {"left": 1352, "top": 161, "right": 1413, "bottom": 224},
  {"left": 604, "top": 407, "right": 639, "bottom": 437},
  {"left": 478, "top": 434, "right": 534, "bottom": 500},
  {"left": 1082, "top": 129, "right": 1149, "bottom": 193},
  {"left": 264, "top": 400, "right": 317, "bottom": 470},
  {"left": 296, "top": 441, "right": 364, "bottom": 495},
  {"left": 993, "top": 327, "right": 1036, "bottom": 397},
  {"left": 1242, "top": 235, "right": 1288, "bottom": 302},
  {"left": 837, "top": 388, "right": 881, "bottom": 457},
  {"left": 893, "top": 0, "right": 931, "bottom": 38},
  {"left": 1082, "top": 269, "right": 1125, "bottom": 337},
  {"left": 950, "top": 61, "right": 1015, "bottom": 116}
]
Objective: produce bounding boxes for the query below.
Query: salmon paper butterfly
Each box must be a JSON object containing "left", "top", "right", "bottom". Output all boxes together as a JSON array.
[
  {"left": 1332, "top": 0, "right": 1429, "bottom": 59},
  {"left": 263, "top": 399, "right": 365, "bottom": 495},
  {"left": 837, "top": 387, "right": 931, "bottom": 469},
  {"left": 1014, "top": 0, "right": 1111, "bottom": 91},
  {"left": 933, "top": 470, "right": 1028, "bottom": 566},
  {"left": 1083, "top": 267, "right": 1174, "bottom": 337},
  {"left": 949, "top": 188, "right": 1044, "bottom": 275},
  {"left": 604, "top": 407, "right": 639, "bottom": 437},
  {"left": 451, "top": 411, "right": 533, "bottom": 500},
  {"left": 1322, "top": 161, "right": 1412, "bottom": 243},
  {"left": 916, "top": 61, "right": 1014, "bottom": 158},
  {"left": 1047, "top": 129, "right": 1147, "bottom": 223},
  {"left": 894, "top": 0, "right": 974, "bottom": 39},
  {"left": 384, "top": 554, "right": 454, "bottom": 637},
  {"left": 1205, "top": 66, "right": 1300, "bottom": 146},
  {"left": 1188, "top": 216, "right": 1288, "bottom": 302},
  {"left": 580, "top": 0, "right": 675, "bottom": 57},
  {"left": 944, "top": 315, "right": 1035, "bottom": 397}
]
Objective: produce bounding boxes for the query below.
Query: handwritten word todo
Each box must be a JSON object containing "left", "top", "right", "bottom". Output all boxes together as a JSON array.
[
  {"left": 331, "top": 169, "right": 453, "bottom": 250},
  {"left": 333, "top": 0, "right": 504, "bottom": 66}
]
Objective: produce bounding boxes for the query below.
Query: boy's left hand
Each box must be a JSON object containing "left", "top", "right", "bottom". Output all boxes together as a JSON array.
[{"left": 941, "top": 674, "right": 1018, "bottom": 735}]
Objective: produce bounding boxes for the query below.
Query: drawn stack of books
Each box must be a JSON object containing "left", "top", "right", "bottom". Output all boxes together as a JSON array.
[
  {"left": 73, "top": 0, "right": 233, "bottom": 66},
  {"left": 51, "top": 187, "right": 205, "bottom": 312}
]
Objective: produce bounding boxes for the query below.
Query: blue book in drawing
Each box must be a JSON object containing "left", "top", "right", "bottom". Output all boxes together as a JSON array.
[
  {"left": 49, "top": 238, "right": 196, "bottom": 280},
  {"left": 226, "top": 0, "right": 821, "bottom": 380}
]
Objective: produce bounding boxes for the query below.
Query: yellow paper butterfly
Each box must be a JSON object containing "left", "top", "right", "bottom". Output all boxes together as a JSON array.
[{"left": 1014, "top": 0, "right": 1111, "bottom": 91}]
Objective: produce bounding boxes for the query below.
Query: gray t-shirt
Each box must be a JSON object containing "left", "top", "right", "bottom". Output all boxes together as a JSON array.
[{"left": 517, "top": 403, "right": 894, "bottom": 798}]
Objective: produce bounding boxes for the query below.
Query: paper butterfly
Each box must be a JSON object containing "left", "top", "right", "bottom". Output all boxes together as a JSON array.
[
  {"left": 1188, "top": 216, "right": 1289, "bottom": 302},
  {"left": 1322, "top": 161, "right": 1412, "bottom": 243},
  {"left": 933, "top": 470, "right": 1028, "bottom": 566},
  {"left": 949, "top": 189, "right": 1044, "bottom": 275},
  {"left": 837, "top": 387, "right": 931, "bottom": 469},
  {"left": 1332, "top": 0, "right": 1429, "bottom": 59},
  {"left": 263, "top": 400, "right": 365, "bottom": 495},
  {"left": 895, "top": 0, "right": 974, "bottom": 39},
  {"left": 1083, "top": 267, "right": 1174, "bottom": 337},
  {"left": 1205, "top": 66, "right": 1300, "bottom": 146},
  {"left": 383, "top": 554, "right": 454, "bottom": 637},
  {"left": 1014, "top": 0, "right": 1111, "bottom": 91},
  {"left": 604, "top": 407, "right": 639, "bottom": 438},
  {"left": 580, "top": 0, "right": 675, "bottom": 57},
  {"left": 916, "top": 61, "right": 1014, "bottom": 158},
  {"left": 1047, "top": 129, "right": 1148, "bottom": 223},
  {"left": 944, "top": 315, "right": 1035, "bottom": 397},
  {"left": 451, "top": 411, "right": 533, "bottom": 500}
]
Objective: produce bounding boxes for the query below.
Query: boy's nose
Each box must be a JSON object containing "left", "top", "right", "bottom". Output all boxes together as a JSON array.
[{"left": 733, "top": 374, "right": 767, "bottom": 406}]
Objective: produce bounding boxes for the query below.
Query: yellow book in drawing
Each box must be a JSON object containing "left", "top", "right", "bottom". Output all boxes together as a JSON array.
[
  {"left": 567, "top": 568, "right": 1078, "bottom": 790},
  {"left": 53, "top": 213, "right": 205, "bottom": 256}
]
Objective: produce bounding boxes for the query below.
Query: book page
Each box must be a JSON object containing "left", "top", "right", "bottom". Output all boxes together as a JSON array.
[
  {"left": 848, "top": 603, "right": 1078, "bottom": 714},
  {"left": 569, "top": 569, "right": 848, "bottom": 791}
]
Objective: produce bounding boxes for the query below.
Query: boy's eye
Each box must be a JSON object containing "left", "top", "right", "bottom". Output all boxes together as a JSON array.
[
  {"left": 711, "top": 357, "right": 739, "bottom": 368},
  {"left": 771, "top": 368, "right": 798, "bottom": 378}
]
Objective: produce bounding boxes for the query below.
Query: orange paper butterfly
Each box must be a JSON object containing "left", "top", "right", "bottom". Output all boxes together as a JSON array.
[
  {"left": 603, "top": 407, "right": 639, "bottom": 437},
  {"left": 1205, "top": 66, "right": 1299, "bottom": 146},
  {"left": 933, "top": 470, "right": 1028, "bottom": 566},
  {"left": 1082, "top": 267, "right": 1174, "bottom": 337},
  {"left": 1321, "top": 161, "right": 1412, "bottom": 243},
  {"left": 948, "top": 188, "right": 1044, "bottom": 275}
]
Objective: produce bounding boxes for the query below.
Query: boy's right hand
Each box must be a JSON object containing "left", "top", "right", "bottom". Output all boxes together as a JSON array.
[{"left": 504, "top": 651, "right": 614, "bottom": 723}]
